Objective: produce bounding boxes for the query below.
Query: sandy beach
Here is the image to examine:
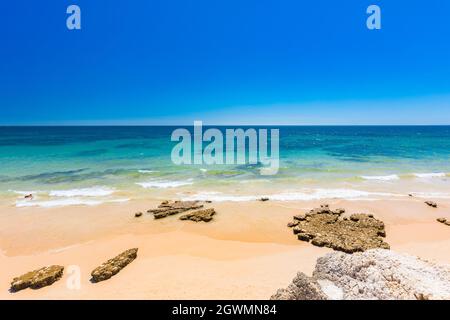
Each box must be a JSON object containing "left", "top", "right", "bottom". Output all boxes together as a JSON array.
[
  {"left": 1, "top": 197, "right": 449, "bottom": 300},
  {"left": 2, "top": 0, "right": 450, "bottom": 304}
]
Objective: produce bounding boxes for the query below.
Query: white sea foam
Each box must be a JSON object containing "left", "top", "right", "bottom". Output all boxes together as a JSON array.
[
  {"left": 10, "top": 190, "right": 37, "bottom": 196},
  {"left": 109, "top": 198, "right": 130, "bottom": 203},
  {"left": 180, "top": 189, "right": 399, "bottom": 202},
  {"left": 138, "top": 170, "right": 157, "bottom": 174},
  {"left": 239, "top": 179, "right": 270, "bottom": 184},
  {"left": 180, "top": 192, "right": 258, "bottom": 202},
  {"left": 200, "top": 168, "right": 208, "bottom": 172},
  {"left": 269, "top": 189, "right": 396, "bottom": 201},
  {"left": 16, "top": 198, "right": 102, "bottom": 208},
  {"left": 408, "top": 192, "right": 450, "bottom": 199},
  {"left": 413, "top": 172, "right": 446, "bottom": 178},
  {"left": 15, "top": 197, "right": 129, "bottom": 208},
  {"left": 49, "top": 186, "right": 115, "bottom": 197},
  {"left": 136, "top": 179, "right": 193, "bottom": 189},
  {"left": 361, "top": 175, "right": 400, "bottom": 181}
]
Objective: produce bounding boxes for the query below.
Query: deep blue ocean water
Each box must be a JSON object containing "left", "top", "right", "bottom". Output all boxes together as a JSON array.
[{"left": 1, "top": 126, "right": 449, "bottom": 206}]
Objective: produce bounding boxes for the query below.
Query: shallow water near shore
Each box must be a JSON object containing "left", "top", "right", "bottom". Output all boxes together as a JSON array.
[{"left": 1, "top": 126, "right": 450, "bottom": 207}]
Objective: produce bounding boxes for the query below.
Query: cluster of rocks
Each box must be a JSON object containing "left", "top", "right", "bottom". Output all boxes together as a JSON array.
[
  {"left": 10, "top": 265, "right": 64, "bottom": 292},
  {"left": 10, "top": 248, "right": 138, "bottom": 292},
  {"left": 147, "top": 200, "right": 216, "bottom": 222},
  {"left": 287, "top": 204, "right": 389, "bottom": 253},
  {"left": 271, "top": 249, "right": 450, "bottom": 300},
  {"left": 425, "top": 201, "right": 438, "bottom": 208},
  {"left": 437, "top": 217, "right": 450, "bottom": 226},
  {"left": 91, "top": 248, "right": 138, "bottom": 283}
]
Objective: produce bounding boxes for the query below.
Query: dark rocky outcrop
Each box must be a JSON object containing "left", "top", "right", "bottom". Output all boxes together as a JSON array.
[
  {"left": 10, "top": 265, "right": 64, "bottom": 292},
  {"left": 260, "top": 197, "right": 269, "bottom": 202},
  {"left": 148, "top": 201, "right": 203, "bottom": 219},
  {"left": 425, "top": 201, "right": 438, "bottom": 208},
  {"left": 134, "top": 212, "right": 143, "bottom": 218},
  {"left": 180, "top": 208, "right": 216, "bottom": 222},
  {"left": 91, "top": 248, "right": 138, "bottom": 283},
  {"left": 287, "top": 204, "right": 389, "bottom": 253}
]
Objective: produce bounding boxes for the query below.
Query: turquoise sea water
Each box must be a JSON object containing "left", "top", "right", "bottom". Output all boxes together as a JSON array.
[{"left": 1, "top": 126, "right": 450, "bottom": 207}]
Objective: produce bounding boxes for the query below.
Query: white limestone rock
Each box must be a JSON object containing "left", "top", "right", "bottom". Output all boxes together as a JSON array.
[{"left": 272, "top": 249, "right": 450, "bottom": 300}]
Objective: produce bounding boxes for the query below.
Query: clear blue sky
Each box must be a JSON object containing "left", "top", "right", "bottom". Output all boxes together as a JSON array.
[{"left": 1, "top": 0, "right": 449, "bottom": 125}]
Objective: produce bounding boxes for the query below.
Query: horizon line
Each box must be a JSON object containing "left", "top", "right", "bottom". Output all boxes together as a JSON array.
[{"left": 1, "top": 124, "right": 450, "bottom": 127}]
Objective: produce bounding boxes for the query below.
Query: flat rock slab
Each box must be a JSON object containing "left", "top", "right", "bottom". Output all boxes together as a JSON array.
[
  {"left": 11, "top": 265, "right": 64, "bottom": 292},
  {"left": 288, "top": 204, "right": 389, "bottom": 253},
  {"left": 425, "top": 201, "right": 438, "bottom": 208},
  {"left": 148, "top": 201, "right": 203, "bottom": 219},
  {"left": 437, "top": 217, "right": 450, "bottom": 226},
  {"left": 180, "top": 208, "right": 216, "bottom": 222},
  {"left": 91, "top": 248, "right": 138, "bottom": 283}
]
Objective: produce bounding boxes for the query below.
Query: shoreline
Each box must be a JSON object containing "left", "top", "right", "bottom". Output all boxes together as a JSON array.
[{"left": 1, "top": 197, "right": 450, "bottom": 299}]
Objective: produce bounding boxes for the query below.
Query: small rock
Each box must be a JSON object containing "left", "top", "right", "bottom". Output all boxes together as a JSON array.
[
  {"left": 91, "top": 248, "right": 138, "bottom": 283},
  {"left": 312, "top": 238, "right": 327, "bottom": 247},
  {"left": 134, "top": 212, "right": 143, "bottom": 218},
  {"left": 24, "top": 194, "right": 33, "bottom": 199},
  {"left": 298, "top": 233, "right": 311, "bottom": 242},
  {"left": 260, "top": 197, "right": 269, "bottom": 202},
  {"left": 437, "top": 218, "right": 447, "bottom": 224},
  {"left": 377, "top": 230, "right": 386, "bottom": 237},
  {"left": 333, "top": 208, "right": 345, "bottom": 214},
  {"left": 415, "top": 293, "right": 430, "bottom": 300},
  {"left": 287, "top": 221, "right": 299, "bottom": 228},
  {"left": 293, "top": 214, "right": 306, "bottom": 221},
  {"left": 179, "top": 208, "right": 216, "bottom": 222},
  {"left": 425, "top": 201, "right": 437, "bottom": 208},
  {"left": 11, "top": 265, "right": 64, "bottom": 292},
  {"left": 292, "top": 226, "right": 302, "bottom": 234}
]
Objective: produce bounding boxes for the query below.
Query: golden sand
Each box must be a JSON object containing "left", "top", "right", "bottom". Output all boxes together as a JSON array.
[{"left": 1, "top": 198, "right": 449, "bottom": 299}]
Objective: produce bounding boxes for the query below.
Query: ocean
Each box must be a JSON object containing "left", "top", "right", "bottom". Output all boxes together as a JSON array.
[{"left": 1, "top": 126, "right": 450, "bottom": 207}]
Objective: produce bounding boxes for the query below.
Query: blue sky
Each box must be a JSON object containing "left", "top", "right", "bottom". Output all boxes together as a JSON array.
[{"left": 1, "top": 0, "right": 449, "bottom": 125}]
